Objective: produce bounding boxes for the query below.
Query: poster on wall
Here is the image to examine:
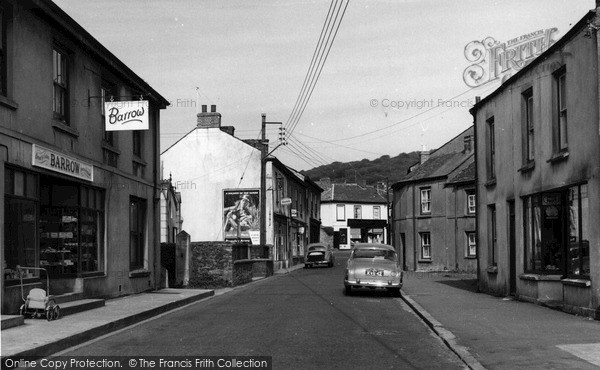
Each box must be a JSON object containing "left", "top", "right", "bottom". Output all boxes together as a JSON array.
[{"left": 223, "top": 189, "right": 260, "bottom": 240}]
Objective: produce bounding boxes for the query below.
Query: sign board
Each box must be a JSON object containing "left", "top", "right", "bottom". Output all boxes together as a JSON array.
[
  {"left": 281, "top": 197, "right": 292, "bottom": 206},
  {"left": 32, "top": 144, "right": 94, "bottom": 181},
  {"left": 248, "top": 230, "right": 260, "bottom": 245},
  {"left": 291, "top": 209, "right": 297, "bottom": 218},
  {"left": 223, "top": 189, "right": 260, "bottom": 240},
  {"left": 104, "top": 100, "right": 149, "bottom": 131}
]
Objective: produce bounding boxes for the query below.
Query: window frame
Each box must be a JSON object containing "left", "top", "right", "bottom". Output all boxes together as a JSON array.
[
  {"left": 466, "top": 190, "right": 476, "bottom": 214},
  {"left": 466, "top": 232, "right": 476, "bottom": 257},
  {"left": 52, "top": 46, "right": 69, "bottom": 123},
  {"left": 353, "top": 205, "right": 362, "bottom": 219},
  {"left": 373, "top": 205, "right": 381, "bottom": 219},
  {"left": 420, "top": 187, "right": 431, "bottom": 214},
  {"left": 522, "top": 88, "right": 534, "bottom": 163},
  {"left": 488, "top": 204, "right": 497, "bottom": 266},
  {"left": 486, "top": 116, "right": 496, "bottom": 180},
  {"left": 129, "top": 196, "right": 147, "bottom": 271},
  {"left": 336, "top": 204, "right": 345, "bottom": 221},
  {"left": 420, "top": 232, "right": 431, "bottom": 259},
  {"left": 0, "top": 2, "right": 7, "bottom": 97},
  {"left": 101, "top": 84, "right": 116, "bottom": 146},
  {"left": 554, "top": 67, "right": 568, "bottom": 152}
]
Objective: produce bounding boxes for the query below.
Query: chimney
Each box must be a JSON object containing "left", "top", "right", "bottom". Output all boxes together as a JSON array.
[
  {"left": 197, "top": 105, "right": 221, "bottom": 128},
  {"left": 463, "top": 135, "right": 473, "bottom": 154},
  {"left": 220, "top": 126, "right": 235, "bottom": 137},
  {"left": 420, "top": 145, "right": 430, "bottom": 164}
]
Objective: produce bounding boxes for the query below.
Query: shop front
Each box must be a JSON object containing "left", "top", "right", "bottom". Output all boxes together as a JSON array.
[{"left": 518, "top": 184, "right": 592, "bottom": 315}]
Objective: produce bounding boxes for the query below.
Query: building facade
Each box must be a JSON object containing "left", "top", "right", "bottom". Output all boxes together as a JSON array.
[
  {"left": 392, "top": 127, "right": 476, "bottom": 272},
  {"left": 1, "top": 0, "right": 169, "bottom": 313},
  {"left": 159, "top": 177, "right": 182, "bottom": 244},
  {"left": 160, "top": 107, "right": 321, "bottom": 270},
  {"left": 472, "top": 10, "right": 600, "bottom": 318},
  {"left": 319, "top": 182, "right": 388, "bottom": 249},
  {"left": 266, "top": 157, "right": 322, "bottom": 269}
]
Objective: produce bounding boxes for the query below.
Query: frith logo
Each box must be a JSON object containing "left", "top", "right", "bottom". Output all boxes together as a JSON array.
[{"left": 463, "top": 28, "right": 559, "bottom": 88}]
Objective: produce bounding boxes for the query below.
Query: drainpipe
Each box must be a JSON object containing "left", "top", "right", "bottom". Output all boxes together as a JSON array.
[
  {"left": 412, "top": 185, "right": 417, "bottom": 271},
  {"left": 153, "top": 107, "right": 160, "bottom": 291}
]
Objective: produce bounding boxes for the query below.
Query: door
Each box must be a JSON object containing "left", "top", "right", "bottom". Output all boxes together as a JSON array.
[{"left": 508, "top": 200, "right": 516, "bottom": 295}]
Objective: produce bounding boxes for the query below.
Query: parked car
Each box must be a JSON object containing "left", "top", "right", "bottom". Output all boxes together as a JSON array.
[
  {"left": 344, "top": 243, "right": 403, "bottom": 296},
  {"left": 304, "top": 243, "right": 335, "bottom": 268}
]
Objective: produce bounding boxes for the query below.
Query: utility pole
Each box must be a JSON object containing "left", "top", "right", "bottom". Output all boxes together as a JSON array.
[{"left": 260, "top": 114, "right": 283, "bottom": 258}]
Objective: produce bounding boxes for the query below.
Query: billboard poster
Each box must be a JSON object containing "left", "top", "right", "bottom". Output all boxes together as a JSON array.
[{"left": 223, "top": 189, "right": 260, "bottom": 240}]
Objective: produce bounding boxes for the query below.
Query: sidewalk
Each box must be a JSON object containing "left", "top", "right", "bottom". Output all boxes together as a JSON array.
[
  {"left": 0, "top": 263, "right": 306, "bottom": 360},
  {"left": 401, "top": 272, "right": 600, "bottom": 370},
  {"left": 1, "top": 289, "right": 214, "bottom": 359}
]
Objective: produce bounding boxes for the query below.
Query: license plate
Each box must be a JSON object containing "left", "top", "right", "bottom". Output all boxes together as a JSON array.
[{"left": 365, "top": 269, "right": 384, "bottom": 276}]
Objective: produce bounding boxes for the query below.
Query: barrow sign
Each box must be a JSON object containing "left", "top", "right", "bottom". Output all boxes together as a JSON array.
[
  {"left": 104, "top": 100, "right": 149, "bottom": 131},
  {"left": 32, "top": 144, "right": 94, "bottom": 181}
]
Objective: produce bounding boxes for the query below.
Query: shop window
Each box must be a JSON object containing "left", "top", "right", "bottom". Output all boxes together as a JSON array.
[
  {"left": 420, "top": 232, "right": 431, "bottom": 259},
  {"left": 524, "top": 192, "right": 569, "bottom": 274},
  {"left": 130, "top": 197, "right": 146, "bottom": 270},
  {"left": 567, "top": 184, "right": 589, "bottom": 277},
  {"left": 420, "top": 187, "right": 431, "bottom": 214},
  {"left": 466, "top": 232, "right": 476, "bottom": 257},
  {"left": 4, "top": 168, "right": 38, "bottom": 281},
  {"left": 53, "top": 47, "right": 69, "bottom": 123},
  {"left": 39, "top": 179, "right": 104, "bottom": 276}
]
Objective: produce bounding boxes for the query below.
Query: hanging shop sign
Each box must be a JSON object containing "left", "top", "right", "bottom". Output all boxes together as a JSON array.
[
  {"left": 291, "top": 209, "right": 297, "bottom": 218},
  {"left": 281, "top": 197, "right": 292, "bottom": 206},
  {"left": 32, "top": 144, "right": 94, "bottom": 181},
  {"left": 104, "top": 100, "right": 149, "bottom": 131}
]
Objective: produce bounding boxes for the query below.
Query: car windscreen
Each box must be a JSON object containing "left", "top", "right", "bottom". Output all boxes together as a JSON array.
[{"left": 353, "top": 249, "right": 396, "bottom": 261}]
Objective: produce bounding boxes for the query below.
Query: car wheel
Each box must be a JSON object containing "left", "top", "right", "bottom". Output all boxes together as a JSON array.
[{"left": 344, "top": 285, "right": 352, "bottom": 296}]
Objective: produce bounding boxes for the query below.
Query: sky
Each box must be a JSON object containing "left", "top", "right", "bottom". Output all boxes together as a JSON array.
[{"left": 54, "top": 0, "right": 596, "bottom": 171}]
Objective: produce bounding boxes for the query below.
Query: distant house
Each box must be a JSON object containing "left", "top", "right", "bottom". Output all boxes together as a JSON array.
[
  {"left": 391, "top": 127, "right": 475, "bottom": 272},
  {"left": 471, "top": 10, "right": 600, "bottom": 318},
  {"left": 319, "top": 180, "right": 388, "bottom": 249},
  {"left": 159, "top": 176, "right": 182, "bottom": 244}
]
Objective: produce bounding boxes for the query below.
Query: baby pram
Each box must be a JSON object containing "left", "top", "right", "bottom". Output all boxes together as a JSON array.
[{"left": 18, "top": 266, "right": 60, "bottom": 321}]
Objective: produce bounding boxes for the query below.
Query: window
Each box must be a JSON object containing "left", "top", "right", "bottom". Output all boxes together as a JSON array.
[
  {"left": 133, "top": 161, "right": 145, "bottom": 178},
  {"left": 4, "top": 168, "right": 38, "bottom": 280},
  {"left": 101, "top": 85, "right": 115, "bottom": 146},
  {"left": 133, "top": 131, "right": 142, "bottom": 158},
  {"left": 466, "top": 232, "right": 476, "bottom": 257},
  {"left": 53, "top": 48, "right": 68, "bottom": 122},
  {"left": 0, "top": 2, "right": 7, "bottom": 96},
  {"left": 488, "top": 204, "right": 497, "bottom": 266},
  {"left": 420, "top": 232, "right": 431, "bottom": 259},
  {"left": 523, "top": 88, "right": 534, "bottom": 162},
  {"left": 420, "top": 187, "right": 431, "bottom": 214},
  {"left": 130, "top": 197, "right": 146, "bottom": 270},
  {"left": 486, "top": 116, "right": 495, "bottom": 180},
  {"left": 336, "top": 204, "right": 345, "bottom": 221},
  {"left": 466, "top": 191, "right": 476, "bottom": 214},
  {"left": 353, "top": 205, "right": 362, "bottom": 219},
  {"left": 373, "top": 206, "right": 381, "bottom": 219},
  {"left": 555, "top": 68, "right": 568, "bottom": 151},
  {"left": 567, "top": 184, "right": 589, "bottom": 277}
]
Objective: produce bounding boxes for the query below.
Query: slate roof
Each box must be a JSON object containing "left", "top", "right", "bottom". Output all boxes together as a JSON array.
[
  {"left": 446, "top": 159, "right": 476, "bottom": 186},
  {"left": 321, "top": 183, "right": 387, "bottom": 204}
]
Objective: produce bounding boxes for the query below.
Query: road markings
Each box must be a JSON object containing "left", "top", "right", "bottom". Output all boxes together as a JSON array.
[{"left": 557, "top": 343, "right": 600, "bottom": 366}]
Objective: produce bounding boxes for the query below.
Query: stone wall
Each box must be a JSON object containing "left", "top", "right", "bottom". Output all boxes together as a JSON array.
[{"left": 188, "top": 242, "right": 234, "bottom": 288}]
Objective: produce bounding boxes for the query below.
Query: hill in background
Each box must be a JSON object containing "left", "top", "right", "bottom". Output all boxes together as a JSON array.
[{"left": 301, "top": 151, "right": 421, "bottom": 187}]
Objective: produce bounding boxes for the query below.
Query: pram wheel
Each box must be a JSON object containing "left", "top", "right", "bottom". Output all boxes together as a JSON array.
[
  {"left": 46, "top": 307, "right": 54, "bottom": 321},
  {"left": 53, "top": 305, "right": 61, "bottom": 320}
]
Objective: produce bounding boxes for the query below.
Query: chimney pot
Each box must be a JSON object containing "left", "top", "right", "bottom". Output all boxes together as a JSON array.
[
  {"left": 202, "top": 105, "right": 207, "bottom": 113},
  {"left": 211, "top": 105, "right": 216, "bottom": 112}
]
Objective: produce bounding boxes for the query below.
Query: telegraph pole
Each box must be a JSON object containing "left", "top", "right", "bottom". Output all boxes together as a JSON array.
[{"left": 260, "top": 114, "right": 283, "bottom": 257}]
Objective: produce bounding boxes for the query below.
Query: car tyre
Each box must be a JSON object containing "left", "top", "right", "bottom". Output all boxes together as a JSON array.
[
  {"left": 388, "top": 288, "right": 401, "bottom": 297},
  {"left": 344, "top": 285, "right": 352, "bottom": 296}
]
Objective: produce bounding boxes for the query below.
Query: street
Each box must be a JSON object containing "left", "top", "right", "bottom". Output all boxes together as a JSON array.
[{"left": 59, "top": 251, "right": 465, "bottom": 369}]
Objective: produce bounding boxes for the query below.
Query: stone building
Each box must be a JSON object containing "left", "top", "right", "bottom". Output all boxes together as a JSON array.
[
  {"left": 471, "top": 9, "right": 600, "bottom": 318},
  {"left": 392, "top": 127, "right": 476, "bottom": 272},
  {"left": 1, "top": 0, "right": 169, "bottom": 313}
]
